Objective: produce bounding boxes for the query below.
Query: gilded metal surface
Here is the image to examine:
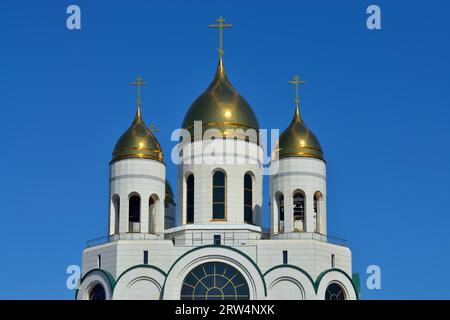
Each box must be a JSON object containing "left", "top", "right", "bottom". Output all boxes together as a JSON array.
[
  {"left": 112, "top": 110, "right": 164, "bottom": 163},
  {"left": 182, "top": 59, "right": 259, "bottom": 138},
  {"left": 112, "top": 76, "right": 164, "bottom": 163},
  {"left": 274, "top": 77, "right": 324, "bottom": 160}
]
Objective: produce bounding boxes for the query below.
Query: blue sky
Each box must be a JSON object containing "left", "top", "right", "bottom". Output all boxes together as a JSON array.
[{"left": 0, "top": 0, "right": 449, "bottom": 299}]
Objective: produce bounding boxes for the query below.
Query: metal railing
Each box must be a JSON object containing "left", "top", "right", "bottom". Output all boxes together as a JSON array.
[
  {"left": 265, "top": 232, "right": 348, "bottom": 247},
  {"left": 86, "top": 233, "right": 160, "bottom": 248},
  {"left": 168, "top": 229, "right": 266, "bottom": 247},
  {"left": 86, "top": 230, "right": 347, "bottom": 248}
]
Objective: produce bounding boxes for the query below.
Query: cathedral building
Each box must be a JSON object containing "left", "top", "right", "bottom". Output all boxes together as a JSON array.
[{"left": 76, "top": 17, "right": 359, "bottom": 300}]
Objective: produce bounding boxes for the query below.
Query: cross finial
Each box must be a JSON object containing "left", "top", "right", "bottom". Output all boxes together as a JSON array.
[
  {"left": 288, "top": 75, "right": 306, "bottom": 113},
  {"left": 209, "top": 16, "right": 233, "bottom": 61},
  {"left": 130, "top": 76, "right": 148, "bottom": 115}
]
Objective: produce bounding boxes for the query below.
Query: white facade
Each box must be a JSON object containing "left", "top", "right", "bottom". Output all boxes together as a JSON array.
[
  {"left": 76, "top": 137, "right": 358, "bottom": 300},
  {"left": 270, "top": 157, "right": 327, "bottom": 235},
  {"left": 108, "top": 158, "right": 166, "bottom": 235},
  {"left": 177, "top": 139, "right": 263, "bottom": 226}
]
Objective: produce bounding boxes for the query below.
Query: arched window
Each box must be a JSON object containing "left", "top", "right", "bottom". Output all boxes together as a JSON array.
[
  {"left": 325, "top": 283, "right": 346, "bottom": 300},
  {"left": 181, "top": 262, "right": 249, "bottom": 300},
  {"left": 129, "top": 195, "right": 141, "bottom": 233},
  {"left": 244, "top": 173, "right": 253, "bottom": 224},
  {"left": 212, "top": 171, "right": 226, "bottom": 220},
  {"left": 149, "top": 195, "right": 157, "bottom": 233},
  {"left": 186, "top": 174, "right": 194, "bottom": 223},
  {"left": 293, "top": 192, "right": 305, "bottom": 221},
  {"left": 112, "top": 195, "right": 120, "bottom": 234},
  {"left": 276, "top": 193, "right": 284, "bottom": 233},
  {"left": 314, "top": 191, "right": 323, "bottom": 233},
  {"left": 89, "top": 284, "right": 106, "bottom": 300}
]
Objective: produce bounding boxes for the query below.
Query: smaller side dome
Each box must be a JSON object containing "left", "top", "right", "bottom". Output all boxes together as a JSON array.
[
  {"left": 112, "top": 109, "right": 163, "bottom": 163},
  {"left": 275, "top": 106, "right": 324, "bottom": 160},
  {"left": 165, "top": 180, "right": 175, "bottom": 205}
]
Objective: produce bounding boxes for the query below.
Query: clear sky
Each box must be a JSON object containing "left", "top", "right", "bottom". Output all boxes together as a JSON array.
[{"left": 0, "top": 0, "right": 449, "bottom": 299}]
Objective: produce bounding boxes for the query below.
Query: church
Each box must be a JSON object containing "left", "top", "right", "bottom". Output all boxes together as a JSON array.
[{"left": 76, "top": 17, "right": 359, "bottom": 300}]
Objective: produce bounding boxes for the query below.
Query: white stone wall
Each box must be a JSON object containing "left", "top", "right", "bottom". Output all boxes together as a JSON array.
[
  {"left": 178, "top": 140, "right": 263, "bottom": 226},
  {"left": 270, "top": 157, "right": 327, "bottom": 234},
  {"left": 80, "top": 237, "right": 355, "bottom": 300},
  {"left": 109, "top": 158, "right": 166, "bottom": 235}
]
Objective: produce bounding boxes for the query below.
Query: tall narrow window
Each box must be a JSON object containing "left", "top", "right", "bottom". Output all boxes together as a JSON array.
[
  {"left": 186, "top": 175, "right": 194, "bottom": 223},
  {"left": 143, "top": 251, "right": 149, "bottom": 265},
  {"left": 113, "top": 195, "right": 120, "bottom": 234},
  {"left": 244, "top": 173, "right": 253, "bottom": 224},
  {"left": 293, "top": 192, "right": 305, "bottom": 231},
  {"left": 277, "top": 193, "right": 285, "bottom": 233},
  {"left": 314, "top": 192, "right": 323, "bottom": 233},
  {"left": 283, "top": 250, "right": 288, "bottom": 264},
  {"left": 212, "top": 171, "right": 226, "bottom": 220},
  {"left": 149, "top": 197, "right": 155, "bottom": 233},
  {"left": 129, "top": 195, "right": 141, "bottom": 232}
]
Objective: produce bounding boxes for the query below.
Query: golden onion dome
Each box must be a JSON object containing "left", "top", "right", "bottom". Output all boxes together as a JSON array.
[
  {"left": 112, "top": 108, "right": 163, "bottom": 163},
  {"left": 274, "top": 106, "right": 324, "bottom": 160},
  {"left": 165, "top": 180, "right": 175, "bottom": 205},
  {"left": 182, "top": 60, "right": 259, "bottom": 138}
]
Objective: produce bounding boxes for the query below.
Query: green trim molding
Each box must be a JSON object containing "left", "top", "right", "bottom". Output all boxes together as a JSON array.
[
  {"left": 263, "top": 264, "right": 316, "bottom": 290},
  {"left": 352, "top": 272, "right": 361, "bottom": 299},
  {"left": 161, "top": 244, "right": 267, "bottom": 297},
  {"left": 116, "top": 264, "right": 167, "bottom": 285},
  {"left": 315, "top": 268, "right": 360, "bottom": 300},
  {"left": 75, "top": 268, "right": 116, "bottom": 300}
]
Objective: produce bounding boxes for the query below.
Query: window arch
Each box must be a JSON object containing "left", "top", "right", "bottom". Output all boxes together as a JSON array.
[
  {"left": 325, "top": 283, "right": 346, "bottom": 300},
  {"left": 275, "top": 192, "right": 284, "bottom": 233},
  {"left": 149, "top": 194, "right": 159, "bottom": 233},
  {"left": 112, "top": 194, "right": 120, "bottom": 234},
  {"left": 186, "top": 174, "right": 194, "bottom": 224},
  {"left": 314, "top": 191, "right": 324, "bottom": 233},
  {"left": 181, "top": 262, "right": 249, "bottom": 300},
  {"left": 212, "top": 170, "right": 226, "bottom": 220},
  {"left": 244, "top": 173, "right": 253, "bottom": 224},
  {"left": 129, "top": 194, "right": 141, "bottom": 233},
  {"left": 293, "top": 191, "right": 305, "bottom": 231},
  {"left": 89, "top": 283, "right": 106, "bottom": 300}
]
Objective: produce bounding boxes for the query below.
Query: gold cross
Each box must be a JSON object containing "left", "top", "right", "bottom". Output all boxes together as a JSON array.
[
  {"left": 130, "top": 76, "right": 148, "bottom": 112},
  {"left": 288, "top": 75, "right": 306, "bottom": 109},
  {"left": 209, "top": 16, "right": 232, "bottom": 60}
]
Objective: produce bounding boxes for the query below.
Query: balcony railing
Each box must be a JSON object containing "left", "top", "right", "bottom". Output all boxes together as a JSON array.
[
  {"left": 86, "top": 230, "right": 347, "bottom": 248},
  {"left": 86, "top": 233, "right": 161, "bottom": 248},
  {"left": 266, "top": 232, "right": 348, "bottom": 247}
]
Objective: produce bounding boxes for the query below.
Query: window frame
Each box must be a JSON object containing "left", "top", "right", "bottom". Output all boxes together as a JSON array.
[
  {"left": 186, "top": 174, "right": 195, "bottom": 224},
  {"left": 243, "top": 173, "right": 253, "bottom": 224},
  {"left": 212, "top": 170, "right": 227, "bottom": 221}
]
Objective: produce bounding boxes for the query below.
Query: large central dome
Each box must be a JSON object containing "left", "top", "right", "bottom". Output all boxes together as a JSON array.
[{"left": 182, "top": 60, "right": 259, "bottom": 138}]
